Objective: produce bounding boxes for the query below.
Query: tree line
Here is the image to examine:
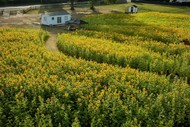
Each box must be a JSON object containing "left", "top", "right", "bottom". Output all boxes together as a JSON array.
[
  {"left": 0, "top": 0, "right": 121, "bottom": 10},
  {"left": 0, "top": 0, "right": 73, "bottom": 5}
]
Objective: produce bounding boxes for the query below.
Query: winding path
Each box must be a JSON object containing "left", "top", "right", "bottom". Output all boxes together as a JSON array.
[{"left": 45, "top": 34, "right": 59, "bottom": 52}]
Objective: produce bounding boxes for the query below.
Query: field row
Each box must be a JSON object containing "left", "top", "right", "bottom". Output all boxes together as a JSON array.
[
  {"left": 73, "top": 30, "right": 190, "bottom": 56},
  {"left": 57, "top": 33, "right": 190, "bottom": 83}
]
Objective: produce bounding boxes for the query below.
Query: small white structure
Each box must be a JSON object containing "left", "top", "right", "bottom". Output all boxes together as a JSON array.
[
  {"left": 126, "top": 5, "right": 138, "bottom": 13},
  {"left": 41, "top": 12, "right": 71, "bottom": 26}
]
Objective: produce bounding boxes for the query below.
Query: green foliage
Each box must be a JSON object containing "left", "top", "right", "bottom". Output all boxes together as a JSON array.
[{"left": 104, "top": 0, "right": 118, "bottom": 4}]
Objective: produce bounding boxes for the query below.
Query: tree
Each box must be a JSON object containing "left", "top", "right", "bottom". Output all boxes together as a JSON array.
[
  {"left": 89, "top": 0, "right": 95, "bottom": 10},
  {"left": 0, "top": 0, "right": 9, "bottom": 5},
  {"left": 89, "top": 0, "right": 99, "bottom": 11},
  {"left": 70, "top": 0, "right": 75, "bottom": 10},
  {"left": 104, "top": 0, "right": 117, "bottom": 4}
]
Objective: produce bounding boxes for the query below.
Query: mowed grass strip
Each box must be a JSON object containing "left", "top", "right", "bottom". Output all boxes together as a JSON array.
[
  {"left": 96, "top": 3, "right": 190, "bottom": 14},
  {"left": 82, "top": 12, "right": 190, "bottom": 43}
]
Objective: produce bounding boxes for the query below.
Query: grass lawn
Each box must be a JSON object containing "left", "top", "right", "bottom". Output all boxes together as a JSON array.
[
  {"left": 96, "top": 2, "right": 190, "bottom": 14},
  {"left": 26, "top": 2, "right": 190, "bottom": 14}
]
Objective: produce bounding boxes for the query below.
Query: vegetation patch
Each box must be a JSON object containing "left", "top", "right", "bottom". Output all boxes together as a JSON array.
[{"left": 1, "top": 27, "right": 190, "bottom": 126}]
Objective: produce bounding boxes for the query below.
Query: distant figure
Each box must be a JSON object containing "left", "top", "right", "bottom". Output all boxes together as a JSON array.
[
  {"left": 180, "top": 39, "right": 190, "bottom": 46},
  {"left": 166, "top": 69, "right": 170, "bottom": 77},
  {"left": 174, "top": 73, "right": 179, "bottom": 82},
  {"left": 67, "top": 25, "right": 76, "bottom": 31},
  {"left": 166, "top": 70, "right": 180, "bottom": 82}
]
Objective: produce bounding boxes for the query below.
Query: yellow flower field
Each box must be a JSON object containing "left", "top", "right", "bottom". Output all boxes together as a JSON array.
[
  {"left": 57, "top": 33, "right": 190, "bottom": 83},
  {"left": 1, "top": 10, "right": 190, "bottom": 127},
  {"left": 1, "top": 26, "right": 190, "bottom": 126},
  {"left": 73, "top": 30, "right": 190, "bottom": 56}
]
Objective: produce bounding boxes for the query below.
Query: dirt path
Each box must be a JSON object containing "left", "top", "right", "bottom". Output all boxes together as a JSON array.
[{"left": 45, "top": 34, "right": 59, "bottom": 52}]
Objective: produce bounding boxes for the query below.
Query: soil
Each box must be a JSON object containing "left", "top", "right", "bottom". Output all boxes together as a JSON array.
[
  {"left": 0, "top": 14, "right": 40, "bottom": 27},
  {"left": 0, "top": 6, "right": 106, "bottom": 51},
  {"left": 45, "top": 34, "right": 59, "bottom": 52}
]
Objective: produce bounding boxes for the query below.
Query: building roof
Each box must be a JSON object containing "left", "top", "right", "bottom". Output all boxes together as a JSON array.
[
  {"left": 132, "top": 5, "right": 138, "bottom": 8},
  {"left": 43, "top": 12, "right": 70, "bottom": 16}
]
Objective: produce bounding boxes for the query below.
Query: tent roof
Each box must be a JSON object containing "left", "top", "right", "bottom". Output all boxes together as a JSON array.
[
  {"left": 132, "top": 5, "right": 138, "bottom": 7},
  {"left": 65, "top": 19, "right": 88, "bottom": 25}
]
